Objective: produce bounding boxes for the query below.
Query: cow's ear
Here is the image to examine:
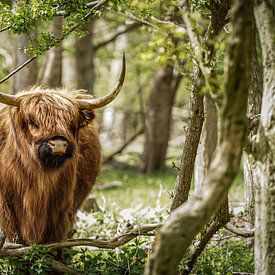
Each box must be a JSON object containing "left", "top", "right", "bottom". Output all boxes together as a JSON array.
[{"left": 79, "top": 110, "right": 95, "bottom": 128}]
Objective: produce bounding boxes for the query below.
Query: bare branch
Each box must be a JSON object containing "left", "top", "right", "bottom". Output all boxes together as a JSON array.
[
  {"left": 225, "top": 223, "right": 254, "bottom": 238},
  {"left": 94, "top": 22, "right": 142, "bottom": 51},
  {"left": 0, "top": 26, "right": 10, "bottom": 33},
  {"left": 0, "top": 56, "right": 36, "bottom": 85},
  {"left": 1, "top": 223, "right": 161, "bottom": 257}
]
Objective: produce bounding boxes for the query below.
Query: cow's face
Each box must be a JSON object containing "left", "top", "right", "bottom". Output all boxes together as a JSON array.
[{"left": 11, "top": 92, "right": 94, "bottom": 169}]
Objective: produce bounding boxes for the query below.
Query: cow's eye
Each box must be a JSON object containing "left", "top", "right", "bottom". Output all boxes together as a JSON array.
[
  {"left": 28, "top": 118, "right": 39, "bottom": 129},
  {"left": 70, "top": 123, "right": 77, "bottom": 133}
]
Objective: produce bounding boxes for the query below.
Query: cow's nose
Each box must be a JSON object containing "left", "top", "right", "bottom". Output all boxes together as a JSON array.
[{"left": 47, "top": 139, "right": 68, "bottom": 154}]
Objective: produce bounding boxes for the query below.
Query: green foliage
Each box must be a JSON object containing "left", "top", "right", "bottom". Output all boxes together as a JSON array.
[
  {"left": 0, "top": 0, "right": 105, "bottom": 57},
  {"left": 0, "top": 244, "right": 52, "bottom": 274},
  {"left": 71, "top": 239, "right": 148, "bottom": 274},
  {"left": 191, "top": 239, "right": 254, "bottom": 274}
]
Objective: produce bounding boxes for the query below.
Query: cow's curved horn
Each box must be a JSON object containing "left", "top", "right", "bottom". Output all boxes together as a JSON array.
[
  {"left": 0, "top": 92, "right": 20, "bottom": 107},
  {"left": 76, "top": 53, "right": 126, "bottom": 110}
]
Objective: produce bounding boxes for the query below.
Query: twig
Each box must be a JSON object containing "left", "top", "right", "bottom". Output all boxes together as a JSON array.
[
  {"left": 1, "top": 223, "right": 161, "bottom": 257},
  {"left": 94, "top": 22, "right": 142, "bottom": 51},
  {"left": 0, "top": 56, "right": 36, "bottom": 85},
  {"left": 0, "top": 26, "right": 10, "bottom": 33},
  {"left": 225, "top": 223, "right": 254, "bottom": 238}
]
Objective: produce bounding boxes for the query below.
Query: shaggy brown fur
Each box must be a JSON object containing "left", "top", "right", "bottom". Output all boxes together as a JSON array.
[{"left": 0, "top": 87, "right": 100, "bottom": 244}]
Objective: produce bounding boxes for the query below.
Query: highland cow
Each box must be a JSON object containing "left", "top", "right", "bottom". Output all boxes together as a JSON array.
[{"left": 0, "top": 55, "right": 125, "bottom": 246}]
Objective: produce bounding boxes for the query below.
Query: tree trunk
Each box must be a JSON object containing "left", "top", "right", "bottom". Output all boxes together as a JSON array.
[
  {"left": 74, "top": 22, "right": 95, "bottom": 94},
  {"left": 170, "top": 0, "right": 230, "bottom": 211},
  {"left": 12, "top": 33, "right": 37, "bottom": 93},
  {"left": 145, "top": 0, "right": 253, "bottom": 273},
  {"left": 254, "top": 1, "right": 275, "bottom": 273},
  {"left": 41, "top": 16, "right": 63, "bottom": 87},
  {"left": 140, "top": 65, "right": 181, "bottom": 173},
  {"left": 194, "top": 93, "right": 218, "bottom": 191},
  {"left": 12, "top": 0, "right": 37, "bottom": 94},
  {"left": 242, "top": 19, "right": 262, "bottom": 225}
]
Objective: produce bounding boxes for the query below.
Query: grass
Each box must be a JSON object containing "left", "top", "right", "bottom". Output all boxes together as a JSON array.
[
  {"left": 94, "top": 164, "right": 244, "bottom": 212},
  {"left": 95, "top": 166, "right": 177, "bottom": 210}
]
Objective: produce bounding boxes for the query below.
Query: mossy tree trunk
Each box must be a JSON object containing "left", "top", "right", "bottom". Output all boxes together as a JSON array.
[
  {"left": 254, "top": 1, "right": 275, "bottom": 273},
  {"left": 145, "top": 0, "right": 253, "bottom": 273},
  {"left": 243, "top": 20, "right": 262, "bottom": 225}
]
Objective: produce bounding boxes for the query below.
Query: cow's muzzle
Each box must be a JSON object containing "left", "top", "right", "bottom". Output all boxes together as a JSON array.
[{"left": 38, "top": 136, "right": 74, "bottom": 169}]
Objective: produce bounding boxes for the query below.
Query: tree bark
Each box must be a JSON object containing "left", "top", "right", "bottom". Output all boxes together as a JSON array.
[
  {"left": 41, "top": 16, "right": 63, "bottom": 87},
  {"left": 74, "top": 22, "right": 95, "bottom": 94},
  {"left": 145, "top": 0, "right": 253, "bottom": 273},
  {"left": 140, "top": 65, "right": 181, "bottom": 173},
  {"left": 170, "top": 0, "right": 230, "bottom": 211},
  {"left": 254, "top": 1, "right": 275, "bottom": 274},
  {"left": 243, "top": 24, "right": 262, "bottom": 224},
  {"left": 194, "top": 93, "right": 218, "bottom": 191}
]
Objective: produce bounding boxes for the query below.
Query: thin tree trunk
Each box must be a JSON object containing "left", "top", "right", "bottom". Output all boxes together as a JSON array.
[
  {"left": 254, "top": 1, "right": 275, "bottom": 273},
  {"left": 41, "top": 16, "right": 63, "bottom": 87},
  {"left": 170, "top": 0, "right": 230, "bottom": 211},
  {"left": 145, "top": 1, "right": 253, "bottom": 273},
  {"left": 74, "top": 22, "right": 95, "bottom": 94},
  {"left": 140, "top": 65, "right": 181, "bottom": 173}
]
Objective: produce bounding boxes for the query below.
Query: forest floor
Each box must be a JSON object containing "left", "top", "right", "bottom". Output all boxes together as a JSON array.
[
  {"left": 94, "top": 165, "right": 244, "bottom": 211},
  {"left": 73, "top": 165, "right": 253, "bottom": 274}
]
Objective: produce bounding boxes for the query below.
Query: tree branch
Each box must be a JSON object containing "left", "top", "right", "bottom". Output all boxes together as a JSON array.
[
  {"left": 1, "top": 223, "right": 161, "bottom": 257},
  {"left": 104, "top": 127, "right": 144, "bottom": 163},
  {"left": 225, "top": 223, "right": 254, "bottom": 238},
  {"left": 51, "top": 259, "right": 82, "bottom": 274},
  {"left": 94, "top": 22, "right": 142, "bottom": 51},
  {"left": 0, "top": 0, "right": 109, "bottom": 86}
]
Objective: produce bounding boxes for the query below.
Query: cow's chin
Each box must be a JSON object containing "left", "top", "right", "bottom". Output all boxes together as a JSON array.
[{"left": 38, "top": 142, "right": 74, "bottom": 169}]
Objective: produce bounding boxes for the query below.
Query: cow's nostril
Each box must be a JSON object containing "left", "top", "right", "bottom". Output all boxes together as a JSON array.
[{"left": 47, "top": 139, "right": 68, "bottom": 154}]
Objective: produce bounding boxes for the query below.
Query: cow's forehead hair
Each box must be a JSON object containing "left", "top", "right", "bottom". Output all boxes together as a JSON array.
[{"left": 17, "top": 87, "right": 81, "bottom": 123}]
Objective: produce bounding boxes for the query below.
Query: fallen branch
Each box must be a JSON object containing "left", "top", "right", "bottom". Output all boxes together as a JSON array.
[
  {"left": 1, "top": 223, "right": 161, "bottom": 257},
  {"left": 225, "top": 223, "right": 254, "bottom": 238},
  {"left": 51, "top": 259, "right": 82, "bottom": 274}
]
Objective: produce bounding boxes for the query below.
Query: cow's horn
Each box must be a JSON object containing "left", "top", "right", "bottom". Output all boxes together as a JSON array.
[
  {"left": 0, "top": 92, "right": 20, "bottom": 107},
  {"left": 76, "top": 53, "right": 126, "bottom": 110}
]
